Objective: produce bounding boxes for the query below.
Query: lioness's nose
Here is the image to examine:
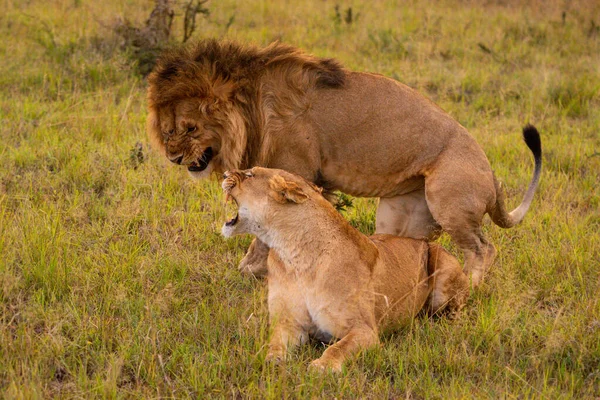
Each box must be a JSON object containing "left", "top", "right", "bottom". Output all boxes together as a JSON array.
[{"left": 170, "top": 155, "right": 184, "bottom": 165}]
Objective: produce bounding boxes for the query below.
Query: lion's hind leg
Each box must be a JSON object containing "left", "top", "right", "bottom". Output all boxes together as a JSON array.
[
  {"left": 424, "top": 157, "right": 498, "bottom": 287},
  {"left": 376, "top": 188, "right": 441, "bottom": 239},
  {"left": 426, "top": 243, "right": 470, "bottom": 316}
]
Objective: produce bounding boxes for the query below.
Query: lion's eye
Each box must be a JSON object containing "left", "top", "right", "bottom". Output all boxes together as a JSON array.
[{"left": 186, "top": 126, "right": 197, "bottom": 134}]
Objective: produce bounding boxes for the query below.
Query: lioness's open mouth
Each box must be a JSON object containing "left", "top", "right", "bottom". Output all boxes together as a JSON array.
[
  {"left": 223, "top": 179, "right": 239, "bottom": 226},
  {"left": 222, "top": 170, "right": 253, "bottom": 230},
  {"left": 225, "top": 213, "right": 238, "bottom": 226},
  {"left": 188, "top": 147, "right": 214, "bottom": 172},
  {"left": 224, "top": 187, "right": 239, "bottom": 227}
]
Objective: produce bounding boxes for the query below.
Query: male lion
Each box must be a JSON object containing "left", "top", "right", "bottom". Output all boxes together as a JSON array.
[
  {"left": 220, "top": 167, "right": 469, "bottom": 372},
  {"left": 147, "top": 39, "right": 542, "bottom": 287}
]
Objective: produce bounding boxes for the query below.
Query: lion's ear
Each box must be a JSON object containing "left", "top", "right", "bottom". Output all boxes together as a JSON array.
[{"left": 269, "top": 175, "right": 309, "bottom": 204}]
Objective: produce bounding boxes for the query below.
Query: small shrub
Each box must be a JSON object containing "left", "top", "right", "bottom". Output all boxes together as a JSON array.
[{"left": 111, "top": 0, "right": 209, "bottom": 76}]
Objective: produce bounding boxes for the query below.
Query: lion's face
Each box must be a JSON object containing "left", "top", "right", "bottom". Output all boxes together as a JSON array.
[
  {"left": 147, "top": 96, "right": 246, "bottom": 180},
  {"left": 220, "top": 167, "right": 322, "bottom": 239}
]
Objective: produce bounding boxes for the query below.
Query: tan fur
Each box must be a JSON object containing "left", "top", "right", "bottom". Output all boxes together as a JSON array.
[
  {"left": 148, "top": 39, "right": 542, "bottom": 287},
  {"left": 221, "top": 167, "right": 469, "bottom": 372}
]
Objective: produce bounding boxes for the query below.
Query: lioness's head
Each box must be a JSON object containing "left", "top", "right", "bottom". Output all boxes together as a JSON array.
[{"left": 221, "top": 167, "right": 323, "bottom": 239}]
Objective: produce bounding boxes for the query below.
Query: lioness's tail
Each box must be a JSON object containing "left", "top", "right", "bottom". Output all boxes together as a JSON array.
[{"left": 489, "top": 125, "right": 542, "bottom": 228}]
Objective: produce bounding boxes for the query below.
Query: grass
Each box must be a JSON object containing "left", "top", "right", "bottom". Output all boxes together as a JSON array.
[{"left": 1, "top": 0, "right": 599, "bottom": 397}]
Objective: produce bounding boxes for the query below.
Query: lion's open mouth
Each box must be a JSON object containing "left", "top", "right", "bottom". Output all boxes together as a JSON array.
[{"left": 188, "top": 147, "right": 214, "bottom": 172}]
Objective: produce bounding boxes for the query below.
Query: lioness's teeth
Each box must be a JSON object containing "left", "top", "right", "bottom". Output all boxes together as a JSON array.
[{"left": 224, "top": 193, "right": 231, "bottom": 204}]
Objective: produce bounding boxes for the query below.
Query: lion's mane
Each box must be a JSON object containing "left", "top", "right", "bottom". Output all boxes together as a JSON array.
[{"left": 147, "top": 39, "right": 345, "bottom": 169}]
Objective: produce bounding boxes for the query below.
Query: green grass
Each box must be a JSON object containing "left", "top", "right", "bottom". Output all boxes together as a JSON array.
[{"left": 1, "top": 0, "right": 599, "bottom": 398}]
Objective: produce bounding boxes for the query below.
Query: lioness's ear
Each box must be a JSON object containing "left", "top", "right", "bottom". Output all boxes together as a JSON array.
[
  {"left": 269, "top": 175, "right": 309, "bottom": 204},
  {"left": 308, "top": 182, "right": 323, "bottom": 194}
]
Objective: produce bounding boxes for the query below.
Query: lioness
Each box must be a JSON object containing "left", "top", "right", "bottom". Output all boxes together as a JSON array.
[
  {"left": 147, "top": 39, "right": 542, "bottom": 286},
  {"left": 221, "top": 167, "right": 469, "bottom": 372}
]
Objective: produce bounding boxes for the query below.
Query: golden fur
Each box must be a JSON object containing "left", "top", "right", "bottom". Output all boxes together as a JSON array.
[
  {"left": 221, "top": 167, "right": 469, "bottom": 372},
  {"left": 147, "top": 39, "right": 542, "bottom": 287}
]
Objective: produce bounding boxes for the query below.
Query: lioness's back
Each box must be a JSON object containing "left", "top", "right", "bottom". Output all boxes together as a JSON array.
[{"left": 369, "top": 234, "right": 431, "bottom": 326}]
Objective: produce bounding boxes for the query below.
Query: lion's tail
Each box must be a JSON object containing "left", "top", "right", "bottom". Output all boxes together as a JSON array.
[{"left": 489, "top": 125, "right": 542, "bottom": 229}]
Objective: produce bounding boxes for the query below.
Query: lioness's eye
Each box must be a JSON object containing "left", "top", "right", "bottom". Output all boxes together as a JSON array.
[{"left": 187, "top": 126, "right": 197, "bottom": 134}]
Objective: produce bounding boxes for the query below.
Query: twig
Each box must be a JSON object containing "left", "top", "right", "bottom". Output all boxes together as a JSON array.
[
  {"left": 505, "top": 365, "right": 548, "bottom": 399},
  {"left": 183, "top": 0, "right": 209, "bottom": 43},
  {"left": 157, "top": 354, "right": 172, "bottom": 388}
]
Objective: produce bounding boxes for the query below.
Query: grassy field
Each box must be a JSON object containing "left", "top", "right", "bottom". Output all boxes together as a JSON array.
[{"left": 1, "top": 0, "right": 599, "bottom": 398}]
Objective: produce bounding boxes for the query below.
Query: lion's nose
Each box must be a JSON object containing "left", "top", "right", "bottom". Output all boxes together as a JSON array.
[{"left": 170, "top": 155, "right": 184, "bottom": 165}]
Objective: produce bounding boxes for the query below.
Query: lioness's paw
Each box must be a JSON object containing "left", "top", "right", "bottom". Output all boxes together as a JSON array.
[
  {"left": 265, "top": 351, "right": 285, "bottom": 365},
  {"left": 309, "top": 358, "right": 343, "bottom": 373}
]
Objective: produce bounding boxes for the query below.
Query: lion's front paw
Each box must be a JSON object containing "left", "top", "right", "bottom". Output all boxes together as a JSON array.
[
  {"left": 238, "top": 254, "right": 268, "bottom": 277},
  {"left": 238, "top": 240, "right": 269, "bottom": 277},
  {"left": 309, "top": 357, "right": 343, "bottom": 373}
]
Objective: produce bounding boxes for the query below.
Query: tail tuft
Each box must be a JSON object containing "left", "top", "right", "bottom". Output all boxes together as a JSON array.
[
  {"left": 489, "top": 124, "right": 542, "bottom": 228},
  {"left": 523, "top": 125, "right": 542, "bottom": 161}
]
